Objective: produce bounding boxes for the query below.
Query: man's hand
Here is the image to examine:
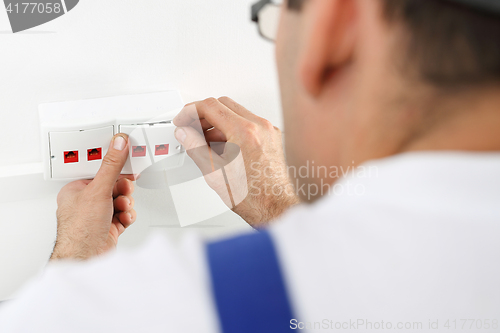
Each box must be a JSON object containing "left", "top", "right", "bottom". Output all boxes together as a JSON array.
[
  {"left": 50, "top": 134, "right": 137, "bottom": 261},
  {"left": 173, "top": 97, "right": 299, "bottom": 228}
]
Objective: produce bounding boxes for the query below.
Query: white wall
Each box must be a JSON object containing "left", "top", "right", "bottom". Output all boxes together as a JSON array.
[
  {"left": 0, "top": 0, "right": 281, "bottom": 300},
  {"left": 0, "top": 0, "right": 282, "bottom": 166}
]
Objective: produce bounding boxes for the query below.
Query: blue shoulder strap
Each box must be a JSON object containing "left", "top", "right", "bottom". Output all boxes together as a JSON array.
[{"left": 206, "top": 230, "right": 295, "bottom": 333}]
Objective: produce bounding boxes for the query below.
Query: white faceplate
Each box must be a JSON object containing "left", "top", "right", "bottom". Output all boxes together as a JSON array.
[
  {"left": 39, "top": 91, "right": 185, "bottom": 181},
  {"left": 119, "top": 123, "right": 185, "bottom": 175},
  {"left": 49, "top": 126, "right": 114, "bottom": 180}
]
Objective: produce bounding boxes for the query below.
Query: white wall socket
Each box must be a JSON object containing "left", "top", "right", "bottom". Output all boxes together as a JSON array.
[{"left": 39, "top": 91, "right": 186, "bottom": 181}]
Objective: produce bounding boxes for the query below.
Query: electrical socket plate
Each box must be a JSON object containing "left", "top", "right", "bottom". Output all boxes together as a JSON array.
[{"left": 39, "top": 91, "right": 186, "bottom": 181}]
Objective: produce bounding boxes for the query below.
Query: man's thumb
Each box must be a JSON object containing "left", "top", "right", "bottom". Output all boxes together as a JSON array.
[{"left": 92, "top": 134, "right": 129, "bottom": 193}]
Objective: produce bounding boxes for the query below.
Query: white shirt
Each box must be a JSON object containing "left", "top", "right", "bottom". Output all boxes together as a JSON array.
[{"left": 1, "top": 152, "right": 499, "bottom": 332}]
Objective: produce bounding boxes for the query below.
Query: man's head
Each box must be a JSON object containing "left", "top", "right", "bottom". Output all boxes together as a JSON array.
[{"left": 275, "top": 0, "right": 500, "bottom": 202}]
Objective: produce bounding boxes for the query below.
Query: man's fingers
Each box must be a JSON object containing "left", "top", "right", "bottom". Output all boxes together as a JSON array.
[
  {"left": 113, "top": 195, "right": 134, "bottom": 212},
  {"left": 200, "top": 119, "right": 215, "bottom": 132},
  {"left": 173, "top": 98, "right": 249, "bottom": 139},
  {"left": 114, "top": 210, "right": 136, "bottom": 230},
  {"left": 175, "top": 126, "right": 209, "bottom": 151},
  {"left": 175, "top": 126, "right": 213, "bottom": 176},
  {"left": 113, "top": 178, "right": 135, "bottom": 198},
  {"left": 90, "top": 134, "right": 129, "bottom": 195},
  {"left": 175, "top": 126, "right": 227, "bottom": 176},
  {"left": 217, "top": 96, "right": 261, "bottom": 122},
  {"left": 118, "top": 174, "right": 139, "bottom": 182},
  {"left": 204, "top": 128, "right": 227, "bottom": 142}
]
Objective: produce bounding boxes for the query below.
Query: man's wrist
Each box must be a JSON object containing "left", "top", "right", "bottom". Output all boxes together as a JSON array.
[
  {"left": 236, "top": 192, "right": 300, "bottom": 228},
  {"left": 50, "top": 238, "right": 93, "bottom": 261}
]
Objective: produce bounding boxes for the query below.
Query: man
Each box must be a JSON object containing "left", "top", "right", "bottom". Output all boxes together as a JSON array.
[{"left": 1, "top": 0, "right": 499, "bottom": 331}]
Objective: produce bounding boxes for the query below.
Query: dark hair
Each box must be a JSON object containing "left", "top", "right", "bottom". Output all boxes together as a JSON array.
[
  {"left": 287, "top": 0, "right": 305, "bottom": 11},
  {"left": 288, "top": 0, "right": 500, "bottom": 87}
]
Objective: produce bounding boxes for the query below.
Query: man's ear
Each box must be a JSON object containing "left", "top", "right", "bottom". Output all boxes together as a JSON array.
[{"left": 298, "top": 0, "right": 357, "bottom": 98}]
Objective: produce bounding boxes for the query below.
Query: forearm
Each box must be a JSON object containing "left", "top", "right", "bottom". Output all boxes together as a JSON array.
[{"left": 235, "top": 186, "right": 300, "bottom": 228}]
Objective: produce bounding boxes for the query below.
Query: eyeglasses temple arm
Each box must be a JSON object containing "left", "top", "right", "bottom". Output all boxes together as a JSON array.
[{"left": 251, "top": 0, "right": 272, "bottom": 22}]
